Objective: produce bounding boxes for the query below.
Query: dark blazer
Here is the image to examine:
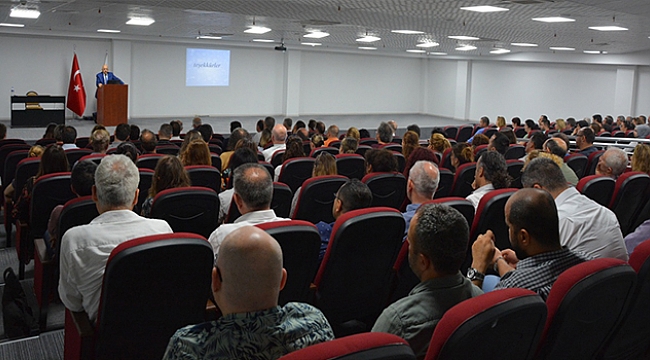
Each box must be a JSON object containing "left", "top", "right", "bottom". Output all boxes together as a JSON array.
[{"left": 95, "top": 72, "right": 123, "bottom": 87}]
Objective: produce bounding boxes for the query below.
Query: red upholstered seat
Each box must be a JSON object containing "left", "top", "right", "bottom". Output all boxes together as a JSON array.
[
  {"left": 576, "top": 174, "right": 615, "bottom": 207},
  {"left": 65, "top": 148, "right": 93, "bottom": 169},
  {"left": 381, "top": 143, "right": 402, "bottom": 153},
  {"left": 155, "top": 145, "right": 180, "bottom": 155},
  {"left": 0, "top": 143, "right": 31, "bottom": 181},
  {"left": 564, "top": 153, "right": 589, "bottom": 179},
  {"left": 78, "top": 153, "right": 106, "bottom": 165},
  {"left": 356, "top": 144, "right": 373, "bottom": 157},
  {"left": 185, "top": 165, "right": 221, "bottom": 192},
  {"left": 292, "top": 175, "right": 348, "bottom": 224},
  {"left": 150, "top": 186, "right": 219, "bottom": 238},
  {"left": 450, "top": 162, "right": 476, "bottom": 198},
  {"left": 536, "top": 258, "right": 636, "bottom": 360},
  {"left": 433, "top": 168, "right": 454, "bottom": 199},
  {"left": 443, "top": 126, "right": 458, "bottom": 140},
  {"left": 586, "top": 149, "right": 605, "bottom": 176},
  {"left": 136, "top": 153, "right": 165, "bottom": 170},
  {"left": 362, "top": 172, "right": 407, "bottom": 209},
  {"left": 210, "top": 152, "right": 222, "bottom": 170},
  {"left": 310, "top": 147, "right": 338, "bottom": 158},
  {"left": 278, "top": 157, "right": 315, "bottom": 193},
  {"left": 425, "top": 197, "right": 475, "bottom": 228},
  {"left": 504, "top": 144, "right": 526, "bottom": 160},
  {"left": 609, "top": 171, "right": 650, "bottom": 236},
  {"left": 506, "top": 159, "right": 524, "bottom": 188},
  {"left": 2, "top": 149, "right": 30, "bottom": 244},
  {"left": 456, "top": 125, "right": 474, "bottom": 142},
  {"left": 440, "top": 148, "right": 453, "bottom": 171},
  {"left": 278, "top": 332, "right": 415, "bottom": 360},
  {"left": 134, "top": 168, "right": 154, "bottom": 215},
  {"left": 426, "top": 288, "right": 546, "bottom": 360},
  {"left": 336, "top": 153, "right": 365, "bottom": 180},
  {"left": 225, "top": 182, "right": 292, "bottom": 223},
  {"left": 359, "top": 138, "right": 378, "bottom": 147},
  {"left": 270, "top": 149, "right": 286, "bottom": 167},
  {"left": 393, "top": 151, "right": 406, "bottom": 173},
  {"left": 474, "top": 144, "right": 488, "bottom": 156}
]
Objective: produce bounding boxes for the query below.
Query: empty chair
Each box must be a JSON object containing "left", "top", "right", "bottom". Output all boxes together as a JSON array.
[
  {"left": 425, "top": 288, "right": 546, "bottom": 360},
  {"left": 149, "top": 187, "right": 219, "bottom": 239},
  {"left": 576, "top": 175, "right": 616, "bottom": 207},
  {"left": 456, "top": 125, "right": 474, "bottom": 142},
  {"left": 356, "top": 144, "right": 373, "bottom": 157},
  {"left": 586, "top": 150, "right": 605, "bottom": 176},
  {"left": 156, "top": 145, "right": 180, "bottom": 155},
  {"left": 310, "top": 147, "right": 338, "bottom": 158},
  {"left": 336, "top": 154, "right": 365, "bottom": 180},
  {"left": 185, "top": 165, "right": 221, "bottom": 192},
  {"left": 64, "top": 148, "right": 92, "bottom": 168},
  {"left": 505, "top": 144, "right": 526, "bottom": 160},
  {"left": 137, "top": 153, "right": 165, "bottom": 170},
  {"left": 78, "top": 153, "right": 106, "bottom": 165},
  {"left": 362, "top": 172, "right": 407, "bottom": 209},
  {"left": 536, "top": 258, "right": 636, "bottom": 360},
  {"left": 256, "top": 220, "right": 321, "bottom": 305},
  {"left": 135, "top": 169, "right": 154, "bottom": 215},
  {"left": 359, "top": 138, "right": 378, "bottom": 147},
  {"left": 278, "top": 157, "right": 315, "bottom": 193},
  {"left": 278, "top": 333, "right": 415, "bottom": 360},
  {"left": 210, "top": 153, "right": 222, "bottom": 170},
  {"left": 393, "top": 152, "right": 406, "bottom": 173},
  {"left": 450, "top": 162, "right": 476, "bottom": 198},
  {"left": 63, "top": 233, "right": 213, "bottom": 360},
  {"left": 564, "top": 153, "right": 588, "bottom": 179},
  {"left": 609, "top": 172, "right": 650, "bottom": 236},
  {"left": 506, "top": 160, "right": 524, "bottom": 189},
  {"left": 292, "top": 175, "right": 348, "bottom": 224},
  {"left": 225, "top": 182, "right": 292, "bottom": 223},
  {"left": 433, "top": 168, "right": 454, "bottom": 199},
  {"left": 271, "top": 149, "right": 286, "bottom": 168},
  {"left": 381, "top": 144, "right": 403, "bottom": 153},
  {"left": 444, "top": 126, "right": 458, "bottom": 140}
]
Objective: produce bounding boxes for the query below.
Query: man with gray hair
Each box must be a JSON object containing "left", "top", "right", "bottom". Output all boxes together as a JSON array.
[
  {"left": 596, "top": 147, "right": 628, "bottom": 179},
  {"left": 375, "top": 122, "right": 394, "bottom": 147},
  {"left": 59, "top": 155, "right": 173, "bottom": 324},
  {"left": 208, "top": 163, "right": 289, "bottom": 253},
  {"left": 262, "top": 124, "right": 288, "bottom": 162},
  {"left": 403, "top": 160, "right": 440, "bottom": 233},
  {"left": 521, "top": 157, "right": 627, "bottom": 261}
]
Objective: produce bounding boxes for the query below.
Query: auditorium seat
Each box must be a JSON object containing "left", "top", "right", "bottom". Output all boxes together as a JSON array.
[
  {"left": 564, "top": 153, "right": 589, "bottom": 179},
  {"left": 393, "top": 151, "right": 406, "bottom": 172},
  {"left": 310, "top": 147, "right": 338, "bottom": 158},
  {"left": 149, "top": 186, "right": 219, "bottom": 238},
  {"left": 35, "top": 138, "right": 56, "bottom": 147},
  {"left": 135, "top": 168, "right": 154, "bottom": 215},
  {"left": 381, "top": 143, "right": 402, "bottom": 153},
  {"left": 514, "top": 127, "right": 527, "bottom": 138},
  {"left": 271, "top": 149, "right": 286, "bottom": 167},
  {"left": 277, "top": 157, "right": 315, "bottom": 193},
  {"left": 278, "top": 332, "right": 415, "bottom": 360},
  {"left": 433, "top": 168, "right": 454, "bottom": 199},
  {"left": 450, "top": 162, "right": 476, "bottom": 198},
  {"left": 64, "top": 148, "right": 92, "bottom": 169},
  {"left": 586, "top": 150, "right": 605, "bottom": 176},
  {"left": 2, "top": 149, "right": 28, "bottom": 191},
  {"left": 0, "top": 138, "right": 27, "bottom": 147},
  {"left": 483, "top": 128, "right": 498, "bottom": 139},
  {"left": 609, "top": 171, "right": 650, "bottom": 236},
  {"left": 506, "top": 160, "right": 524, "bottom": 189},
  {"left": 210, "top": 152, "right": 222, "bottom": 170},
  {"left": 473, "top": 144, "right": 488, "bottom": 158},
  {"left": 292, "top": 175, "right": 348, "bottom": 224},
  {"left": 612, "top": 130, "right": 626, "bottom": 138},
  {"left": 155, "top": 145, "right": 180, "bottom": 155},
  {"left": 185, "top": 165, "right": 221, "bottom": 192},
  {"left": 64, "top": 233, "right": 213, "bottom": 360},
  {"left": 444, "top": 126, "right": 458, "bottom": 140},
  {"left": 356, "top": 144, "right": 373, "bottom": 157},
  {"left": 329, "top": 140, "right": 341, "bottom": 149},
  {"left": 387, "top": 240, "right": 420, "bottom": 305},
  {"left": 208, "top": 144, "right": 222, "bottom": 155},
  {"left": 78, "top": 153, "right": 106, "bottom": 165},
  {"left": 6, "top": 157, "right": 41, "bottom": 244},
  {"left": 576, "top": 175, "right": 615, "bottom": 207},
  {"left": 75, "top": 137, "right": 90, "bottom": 149},
  {"left": 440, "top": 148, "right": 453, "bottom": 172},
  {"left": 336, "top": 153, "right": 365, "bottom": 180},
  {"left": 256, "top": 220, "right": 321, "bottom": 305},
  {"left": 425, "top": 197, "right": 475, "bottom": 229},
  {"left": 225, "top": 182, "right": 293, "bottom": 223},
  {"left": 426, "top": 288, "right": 546, "bottom": 360},
  {"left": 536, "top": 258, "right": 636, "bottom": 360},
  {"left": 136, "top": 153, "right": 165, "bottom": 170},
  {"left": 456, "top": 125, "right": 474, "bottom": 142},
  {"left": 359, "top": 138, "right": 378, "bottom": 147},
  {"left": 362, "top": 172, "right": 407, "bottom": 209},
  {"left": 504, "top": 144, "right": 526, "bottom": 160},
  {"left": 0, "top": 143, "right": 32, "bottom": 182}
]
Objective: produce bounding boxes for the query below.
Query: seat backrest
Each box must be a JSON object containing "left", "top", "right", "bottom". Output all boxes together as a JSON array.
[
  {"left": 586, "top": 150, "right": 605, "bottom": 176},
  {"left": 440, "top": 148, "right": 453, "bottom": 172},
  {"left": 256, "top": 220, "right": 321, "bottom": 305},
  {"left": 2, "top": 150, "right": 28, "bottom": 189},
  {"left": 456, "top": 125, "right": 474, "bottom": 142},
  {"left": 537, "top": 258, "right": 637, "bottom": 360},
  {"left": 185, "top": 165, "right": 221, "bottom": 192},
  {"left": 136, "top": 154, "right": 165, "bottom": 170},
  {"left": 381, "top": 144, "right": 402, "bottom": 153},
  {"left": 278, "top": 332, "right": 415, "bottom": 360},
  {"left": 514, "top": 127, "right": 527, "bottom": 138},
  {"left": 30, "top": 172, "right": 75, "bottom": 238},
  {"left": 576, "top": 175, "right": 616, "bottom": 207},
  {"left": 0, "top": 144, "right": 31, "bottom": 181},
  {"left": 450, "top": 162, "right": 476, "bottom": 198},
  {"left": 225, "top": 182, "right": 293, "bottom": 223},
  {"left": 444, "top": 126, "right": 458, "bottom": 140},
  {"left": 359, "top": 138, "right": 378, "bottom": 147},
  {"left": 426, "top": 197, "right": 475, "bottom": 229},
  {"left": 473, "top": 144, "right": 488, "bottom": 156},
  {"left": 293, "top": 175, "right": 348, "bottom": 224},
  {"left": 564, "top": 153, "right": 589, "bottom": 179},
  {"left": 150, "top": 187, "right": 219, "bottom": 238},
  {"left": 135, "top": 169, "right": 154, "bottom": 215},
  {"left": 609, "top": 172, "right": 650, "bottom": 236},
  {"left": 278, "top": 157, "right": 316, "bottom": 193},
  {"left": 78, "top": 153, "right": 107, "bottom": 165},
  {"left": 483, "top": 128, "right": 498, "bottom": 139},
  {"left": 393, "top": 152, "right": 406, "bottom": 173},
  {"left": 155, "top": 145, "right": 180, "bottom": 155},
  {"left": 433, "top": 168, "right": 454, "bottom": 199},
  {"left": 388, "top": 240, "right": 420, "bottom": 305},
  {"left": 504, "top": 144, "right": 526, "bottom": 160},
  {"left": 65, "top": 148, "right": 93, "bottom": 169},
  {"left": 506, "top": 160, "right": 524, "bottom": 188},
  {"left": 12, "top": 157, "right": 40, "bottom": 202},
  {"left": 362, "top": 172, "right": 407, "bottom": 209},
  {"left": 75, "top": 137, "right": 90, "bottom": 149},
  {"left": 314, "top": 207, "right": 405, "bottom": 323},
  {"left": 356, "top": 144, "right": 373, "bottom": 157},
  {"left": 95, "top": 233, "right": 213, "bottom": 360},
  {"left": 271, "top": 149, "right": 286, "bottom": 167},
  {"left": 56, "top": 196, "right": 100, "bottom": 262},
  {"left": 426, "top": 288, "right": 546, "bottom": 360},
  {"left": 310, "top": 147, "right": 338, "bottom": 158},
  {"left": 210, "top": 152, "right": 222, "bottom": 170},
  {"left": 336, "top": 154, "right": 366, "bottom": 180}
]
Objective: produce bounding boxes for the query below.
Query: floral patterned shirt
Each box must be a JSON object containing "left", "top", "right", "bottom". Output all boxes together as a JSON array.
[{"left": 162, "top": 302, "right": 334, "bottom": 360}]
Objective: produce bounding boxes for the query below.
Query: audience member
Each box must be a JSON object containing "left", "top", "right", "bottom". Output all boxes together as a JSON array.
[
  {"left": 403, "top": 148, "right": 438, "bottom": 180},
  {"left": 359, "top": 128, "right": 371, "bottom": 139},
  {"left": 290, "top": 152, "right": 338, "bottom": 218},
  {"left": 253, "top": 119, "right": 264, "bottom": 144},
  {"left": 555, "top": 119, "right": 567, "bottom": 133},
  {"left": 180, "top": 138, "right": 211, "bottom": 167},
  {"left": 53, "top": 124, "right": 65, "bottom": 144},
  {"left": 274, "top": 137, "right": 305, "bottom": 181},
  {"left": 110, "top": 123, "right": 131, "bottom": 149},
  {"left": 402, "top": 130, "right": 419, "bottom": 160},
  {"left": 470, "top": 134, "right": 489, "bottom": 149},
  {"left": 450, "top": 142, "right": 474, "bottom": 172},
  {"left": 230, "top": 121, "right": 242, "bottom": 134},
  {"left": 543, "top": 138, "right": 578, "bottom": 186},
  {"left": 170, "top": 120, "right": 183, "bottom": 140},
  {"left": 197, "top": 124, "right": 214, "bottom": 143},
  {"left": 259, "top": 129, "right": 272, "bottom": 149},
  {"left": 219, "top": 148, "right": 259, "bottom": 224},
  {"left": 407, "top": 124, "right": 421, "bottom": 137},
  {"left": 220, "top": 128, "right": 249, "bottom": 171},
  {"left": 467, "top": 116, "right": 490, "bottom": 143},
  {"left": 158, "top": 123, "right": 173, "bottom": 145},
  {"left": 632, "top": 144, "right": 650, "bottom": 174},
  {"left": 264, "top": 116, "right": 276, "bottom": 132},
  {"left": 129, "top": 124, "right": 140, "bottom": 144},
  {"left": 376, "top": 122, "right": 394, "bottom": 146},
  {"left": 323, "top": 125, "right": 339, "bottom": 147},
  {"left": 488, "top": 132, "right": 509, "bottom": 156},
  {"left": 595, "top": 147, "right": 628, "bottom": 179},
  {"left": 3, "top": 145, "right": 43, "bottom": 207},
  {"left": 262, "top": 124, "right": 288, "bottom": 162},
  {"left": 90, "top": 129, "right": 110, "bottom": 154},
  {"left": 387, "top": 120, "right": 398, "bottom": 136},
  {"left": 521, "top": 131, "right": 548, "bottom": 160},
  {"left": 308, "top": 119, "right": 317, "bottom": 136},
  {"left": 373, "top": 204, "right": 482, "bottom": 357},
  {"left": 315, "top": 121, "right": 326, "bottom": 136},
  {"left": 141, "top": 156, "right": 191, "bottom": 217},
  {"left": 365, "top": 148, "right": 398, "bottom": 173},
  {"left": 116, "top": 142, "right": 138, "bottom": 163},
  {"left": 428, "top": 133, "right": 450, "bottom": 156},
  {"left": 466, "top": 151, "right": 510, "bottom": 210},
  {"left": 576, "top": 127, "right": 598, "bottom": 156},
  {"left": 43, "top": 123, "right": 56, "bottom": 139},
  {"left": 192, "top": 117, "right": 202, "bottom": 129},
  {"left": 500, "top": 128, "right": 517, "bottom": 144},
  {"left": 309, "top": 134, "right": 324, "bottom": 151},
  {"left": 522, "top": 119, "right": 538, "bottom": 139},
  {"left": 140, "top": 129, "right": 157, "bottom": 154},
  {"left": 339, "top": 137, "right": 358, "bottom": 154},
  {"left": 496, "top": 116, "right": 507, "bottom": 130},
  {"left": 59, "top": 155, "right": 173, "bottom": 323},
  {"left": 343, "top": 127, "right": 359, "bottom": 140},
  {"left": 403, "top": 161, "right": 440, "bottom": 233},
  {"left": 511, "top": 117, "right": 521, "bottom": 128},
  {"left": 163, "top": 226, "right": 334, "bottom": 360},
  {"left": 61, "top": 126, "right": 78, "bottom": 150}
]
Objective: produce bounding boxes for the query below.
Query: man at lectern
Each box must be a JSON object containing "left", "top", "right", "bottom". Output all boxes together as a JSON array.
[{"left": 95, "top": 64, "right": 123, "bottom": 90}]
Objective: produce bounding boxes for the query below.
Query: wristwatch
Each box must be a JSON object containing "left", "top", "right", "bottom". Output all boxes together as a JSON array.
[{"left": 467, "top": 268, "right": 485, "bottom": 282}]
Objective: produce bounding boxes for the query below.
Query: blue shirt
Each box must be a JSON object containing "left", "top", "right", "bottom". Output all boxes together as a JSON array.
[
  {"left": 315, "top": 221, "right": 334, "bottom": 261},
  {"left": 403, "top": 203, "right": 422, "bottom": 235}
]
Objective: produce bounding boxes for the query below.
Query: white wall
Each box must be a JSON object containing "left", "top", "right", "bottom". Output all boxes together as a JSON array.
[
  {"left": 426, "top": 60, "right": 458, "bottom": 118},
  {"left": 636, "top": 67, "right": 650, "bottom": 116}
]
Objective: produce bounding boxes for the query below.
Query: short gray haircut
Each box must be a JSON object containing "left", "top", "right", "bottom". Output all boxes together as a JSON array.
[
  {"left": 233, "top": 163, "right": 273, "bottom": 210},
  {"left": 409, "top": 160, "right": 440, "bottom": 199},
  {"left": 604, "top": 147, "right": 628, "bottom": 177},
  {"left": 95, "top": 155, "right": 139, "bottom": 208},
  {"left": 521, "top": 157, "right": 566, "bottom": 192},
  {"left": 377, "top": 122, "right": 394, "bottom": 143}
]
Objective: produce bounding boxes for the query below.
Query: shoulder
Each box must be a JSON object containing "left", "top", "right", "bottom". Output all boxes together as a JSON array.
[{"left": 163, "top": 322, "right": 214, "bottom": 360}]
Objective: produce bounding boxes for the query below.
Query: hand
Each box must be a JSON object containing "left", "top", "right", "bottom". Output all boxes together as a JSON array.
[
  {"left": 501, "top": 249, "right": 520, "bottom": 269},
  {"left": 471, "top": 230, "right": 497, "bottom": 273},
  {"left": 98, "top": 83, "right": 103, "bottom": 88}
]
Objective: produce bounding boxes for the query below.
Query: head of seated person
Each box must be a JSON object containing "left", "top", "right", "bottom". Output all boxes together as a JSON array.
[
  {"left": 376, "top": 122, "right": 394, "bottom": 145},
  {"left": 313, "top": 152, "right": 337, "bottom": 177},
  {"left": 596, "top": 147, "right": 627, "bottom": 179},
  {"left": 90, "top": 129, "right": 110, "bottom": 154},
  {"left": 180, "top": 138, "right": 211, "bottom": 166},
  {"left": 365, "top": 148, "right": 397, "bottom": 174},
  {"left": 94, "top": 155, "right": 140, "bottom": 213},
  {"left": 407, "top": 160, "right": 440, "bottom": 205},
  {"left": 116, "top": 142, "right": 139, "bottom": 164},
  {"left": 332, "top": 178, "right": 372, "bottom": 220},
  {"left": 149, "top": 155, "right": 190, "bottom": 200},
  {"left": 339, "top": 137, "right": 358, "bottom": 154},
  {"left": 71, "top": 160, "right": 97, "bottom": 197},
  {"left": 232, "top": 163, "right": 273, "bottom": 215},
  {"left": 140, "top": 129, "right": 157, "bottom": 154}
]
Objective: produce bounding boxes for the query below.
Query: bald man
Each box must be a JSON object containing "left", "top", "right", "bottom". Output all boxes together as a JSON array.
[
  {"left": 95, "top": 64, "right": 123, "bottom": 94},
  {"left": 403, "top": 160, "right": 440, "bottom": 233},
  {"left": 163, "top": 226, "right": 333, "bottom": 359},
  {"left": 596, "top": 147, "right": 628, "bottom": 179},
  {"left": 469, "top": 188, "right": 588, "bottom": 300},
  {"left": 262, "top": 124, "right": 288, "bottom": 162}
]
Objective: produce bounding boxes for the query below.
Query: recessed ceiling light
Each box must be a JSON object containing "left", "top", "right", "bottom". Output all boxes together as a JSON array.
[
  {"left": 550, "top": 46, "right": 575, "bottom": 51},
  {"left": 416, "top": 42, "right": 439, "bottom": 48},
  {"left": 358, "top": 46, "right": 377, "bottom": 50},
  {"left": 126, "top": 17, "right": 155, "bottom": 26},
  {"left": 391, "top": 30, "right": 425, "bottom": 35},
  {"left": 304, "top": 31, "right": 329, "bottom": 39},
  {"left": 406, "top": 49, "right": 426, "bottom": 53},
  {"left": 428, "top": 52, "right": 448, "bottom": 56},
  {"left": 490, "top": 48, "right": 511, "bottom": 54},
  {"left": 456, "top": 45, "right": 477, "bottom": 51},
  {"left": 252, "top": 39, "right": 274, "bottom": 43},
  {"left": 302, "top": 42, "right": 321, "bottom": 46},
  {"left": 449, "top": 35, "right": 480, "bottom": 41},
  {"left": 0, "top": 23, "right": 25, "bottom": 28},
  {"left": 461, "top": 5, "right": 509, "bottom": 13},
  {"left": 197, "top": 35, "right": 221, "bottom": 40},
  {"left": 244, "top": 26, "right": 271, "bottom": 34},
  {"left": 584, "top": 50, "right": 607, "bottom": 54},
  {"left": 511, "top": 42, "right": 538, "bottom": 47},
  {"left": 589, "top": 26, "right": 628, "bottom": 31},
  {"left": 356, "top": 35, "right": 381, "bottom": 43},
  {"left": 532, "top": 17, "right": 575, "bottom": 23},
  {"left": 10, "top": 8, "right": 40, "bottom": 19},
  {"left": 97, "top": 29, "right": 121, "bottom": 33}
]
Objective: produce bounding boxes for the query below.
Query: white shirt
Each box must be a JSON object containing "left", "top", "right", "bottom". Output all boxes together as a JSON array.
[
  {"left": 62, "top": 144, "right": 79, "bottom": 150},
  {"left": 555, "top": 187, "right": 628, "bottom": 261},
  {"left": 208, "top": 209, "right": 289, "bottom": 254},
  {"left": 262, "top": 143, "right": 286, "bottom": 163},
  {"left": 218, "top": 188, "right": 234, "bottom": 224},
  {"left": 58, "top": 210, "right": 173, "bottom": 322},
  {"left": 466, "top": 183, "right": 494, "bottom": 210}
]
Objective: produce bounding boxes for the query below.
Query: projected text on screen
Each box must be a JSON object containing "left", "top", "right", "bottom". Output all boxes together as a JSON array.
[{"left": 186, "top": 48, "right": 231, "bottom": 86}]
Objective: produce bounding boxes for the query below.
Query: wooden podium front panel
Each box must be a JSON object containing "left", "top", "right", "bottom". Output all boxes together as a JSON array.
[{"left": 97, "top": 84, "right": 128, "bottom": 126}]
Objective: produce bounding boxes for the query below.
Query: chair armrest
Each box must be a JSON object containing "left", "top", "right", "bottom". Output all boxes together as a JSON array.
[
  {"left": 64, "top": 309, "right": 95, "bottom": 360},
  {"left": 34, "top": 238, "right": 54, "bottom": 264}
]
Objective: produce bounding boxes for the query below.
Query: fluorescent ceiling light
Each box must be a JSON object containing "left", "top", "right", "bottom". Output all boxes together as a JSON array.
[
  {"left": 304, "top": 31, "right": 329, "bottom": 38},
  {"left": 0, "top": 23, "right": 25, "bottom": 28},
  {"left": 490, "top": 48, "right": 511, "bottom": 54},
  {"left": 406, "top": 49, "right": 426, "bottom": 53},
  {"left": 416, "top": 42, "right": 439, "bottom": 48},
  {"left": 550, "top": 46, "right": 575, "bottom": 51},
  {"left": 391, "top": 30, "right": 425, "bottom": 34},
  {"left": 358, "top": 46, "right": 377, "bottom": 50},
  {"left": 126, "top": 17, "right": 155, "bottom": 26},
  {"left": 589, "top": 26, "right": 628, "bottom": 31},
  {"left": 584, "top": 50, "right": 607, "bottom": 54},
  {"left": 532, "top": 17, "right": 575, "bottom": 23},
  {"left": 97, "top": 29, "right": 121, "bottom": 33},
  {"left": 356, "top": 35, "right": 381, "bottom": 43},
  {"left": 456, "top": 45, "right": 477, "bottom": 51},
  {"left": 197, "top": 35, "right": 221, "bottom": 39},
  {"left": 511, "top": 42, "right": 538, "bottom": 47},
  {"left": 252, "top": 39, "right": 274, "bottom": 43},
  {"left": 449, "top": 35, "right": 480, "bottom": 41},
  {"left": 428, "top": 52, "right": 447, "bottom": 56},
  {"left": 244, "top": 26, "right": 271, "bottom": 34},
  {"left": 302, "top": 42, "right": 321, "bottom": 46},
  {"left": 10, "top": 8, "right": 40, "bottom": 19},
  {"left": 461, "top": 5, "right": 509, "bottom": 13}
]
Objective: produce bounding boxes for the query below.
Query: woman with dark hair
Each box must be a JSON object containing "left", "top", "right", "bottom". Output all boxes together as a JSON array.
[
  {"left": 179, "top": 130, "right": 203, "bottom": 155},
  {"left": 466, "top": 151, "right": 510, "bottom": 210},
  {"left": 116, "top": 142, "right": 139, "bottom": 163},
  {"left": 359, "top": 128, "right": 371, "bottom": 139},
  {"left": 129, "top": 124, "right": 140, "bottom": 143},
  {"left": 450, "top": 142, "right": 474, "bottom": 172},
  {"left": 221, "top": 128, "right": 250, "bottom": 171},
  {"left": 403, "top": 147, "right": 438, "bottom": 180},
  {"left": 365, "top": 149, "right": 397, "bottom": 174},
  {"left": 141, "top": 155, "right": 190, "bottom": 217},
  {"left": 219, "top": 147, "right": 259, "bottom": 223},
  {"left": 275, "top": 137, "right": 305, "bottom": 181},
  {"left": 43, "top": 123, "right": 57, "bottom": 139},
  {"left": 402, "top": 131, "right": 419, "bottom": 161},
  {"left": 180, "top": 138, "right": 211, "bottom": 166},
  {"left": 290, "top": 152, "right": 338, "bottom": 217}
]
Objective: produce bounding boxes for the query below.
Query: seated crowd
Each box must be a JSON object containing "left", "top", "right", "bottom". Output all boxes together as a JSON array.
[{"left": 3, "top": 111, "right": 650, "bottom": 359}]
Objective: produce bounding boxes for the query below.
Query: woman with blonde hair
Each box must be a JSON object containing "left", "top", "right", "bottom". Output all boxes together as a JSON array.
[
  {"left": 632, "top": 144, "right": 650, "bottom": 174},
  {"left": 346, "top": 127, "right": 360, "bottom": 140},
  {"left": 180, "top": 138, "right": 211, "bottom": 166},
  {"left": 141, "top": 155, "right": 190, "bottom": 217},
  {"left": 450, "top": 142, "right": 474, "bottom": 172},
  {"left": 496, "top": 116, "right": 507, "bottom": 130},
  {"left": 290, "top": 152, "right": 338, "bottom": 217},
  {"left": 555, "top": 119, "right": 567, "bottom": 132},
  {"left": 402, "top": 131, "right": 419, "bottom": 160},
  {"left": 339, "top": 137, "right": 358, "bottom": 154},
  {"left": 428, "top": 133, "right": 451, "bottom": 155}
]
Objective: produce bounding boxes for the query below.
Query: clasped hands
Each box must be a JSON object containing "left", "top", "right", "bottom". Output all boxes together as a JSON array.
[{"left": 471, "top": 230, "right": 518, "bottom": 276}]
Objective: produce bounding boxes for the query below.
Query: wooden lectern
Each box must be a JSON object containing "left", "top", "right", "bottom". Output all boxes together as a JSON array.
[{"left": 97, "top": 84, "right": 128, "bottom": 126}]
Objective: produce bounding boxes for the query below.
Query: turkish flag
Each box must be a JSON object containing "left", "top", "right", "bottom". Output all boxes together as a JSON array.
[{"left": 66, "top": 53, "right": 86, "bottom": 117}]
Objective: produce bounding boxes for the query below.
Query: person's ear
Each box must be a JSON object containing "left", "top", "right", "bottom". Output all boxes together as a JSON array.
[
  {"left": 279, "top": 268, "right": 287, "bottom": 291},
  {"left": 131, "top": 188, "right": 139, "bottom": 207},
  {"left": 212, "top": 267, "right": 222, "bottom": 293},
  {"left": 518, "top": 228, "right": 531, "bottom": 248},
  {"left": 91, "top": 185, "right": 98, "bottom": 203},
  {"left": 233, "top": 192, "right": 244, "bottom": 210}
]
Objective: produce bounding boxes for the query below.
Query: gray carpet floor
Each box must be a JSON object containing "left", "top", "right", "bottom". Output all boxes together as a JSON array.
[{"left": 0, "top": 330, "right": 63, "bottom": 360}]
